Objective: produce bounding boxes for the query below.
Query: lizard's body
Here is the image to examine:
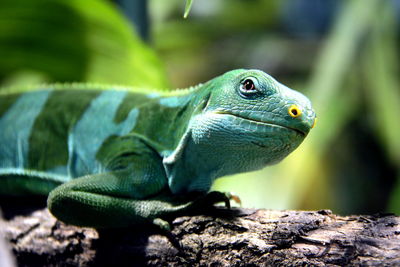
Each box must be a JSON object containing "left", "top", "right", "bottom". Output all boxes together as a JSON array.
[{"left": 0, "top": 69, "right": 316, "bottom": 228}]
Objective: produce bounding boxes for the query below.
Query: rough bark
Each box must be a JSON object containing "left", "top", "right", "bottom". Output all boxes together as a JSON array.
[{"left": 1, "top": 206, "right": 399, "bottom": 266}]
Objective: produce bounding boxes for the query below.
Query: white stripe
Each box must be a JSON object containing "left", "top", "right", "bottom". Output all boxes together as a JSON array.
[
  {"left": 70, "top": 90, "right": 139, "bottom": 176},
  {"left": 0, "top": 91, "right": 50, "bottom": 169}
]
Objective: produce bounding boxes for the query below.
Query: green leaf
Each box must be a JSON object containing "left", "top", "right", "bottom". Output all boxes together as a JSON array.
[
  {"left": 0, "top": 0, "right": 168, "bottom": 89},
  {"left": 184, "top": 0, "right": 193, "bottom": 19}
]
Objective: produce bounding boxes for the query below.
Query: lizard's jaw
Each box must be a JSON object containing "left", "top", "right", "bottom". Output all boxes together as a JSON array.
[{"left": 213, "top": 111, "right": 307, "bottom": 137}]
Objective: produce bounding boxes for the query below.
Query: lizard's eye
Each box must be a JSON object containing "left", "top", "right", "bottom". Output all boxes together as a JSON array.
[
  {"left": 243, "top": 79, "right": 255, "bottom": 91},
  {"left": 239, "top": 78, "right": 258, "bottom": 96}
]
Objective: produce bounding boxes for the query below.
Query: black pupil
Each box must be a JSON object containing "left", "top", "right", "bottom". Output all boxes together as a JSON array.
[{"left": 243, "top": 79, "right": 255, "bottom": 91}]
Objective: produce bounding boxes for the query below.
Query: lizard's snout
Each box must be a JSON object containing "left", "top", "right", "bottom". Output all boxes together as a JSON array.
[
  {"left": 286, "top": 103, "right": 316, "bottom": 134},
  {"left": 287, "top": 104, "right": 317, "bottom": 129}
]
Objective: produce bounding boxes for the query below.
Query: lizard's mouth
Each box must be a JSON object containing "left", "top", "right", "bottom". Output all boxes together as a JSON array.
[{"left": 214, "top": 111, "right": 306, "bottom": 136}]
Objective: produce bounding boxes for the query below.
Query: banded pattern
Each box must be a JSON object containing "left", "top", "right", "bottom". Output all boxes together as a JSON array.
[{"left": 0, "top": 84, "right": 198, "bottom": 188}]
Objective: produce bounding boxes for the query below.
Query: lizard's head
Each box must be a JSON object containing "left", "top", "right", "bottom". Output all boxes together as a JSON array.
[
  {"left": 164, "top": 69, "right": 316, "bottom": 193},
  {"left": 190, "top": 69, "right": 316, "bottom": 173}
]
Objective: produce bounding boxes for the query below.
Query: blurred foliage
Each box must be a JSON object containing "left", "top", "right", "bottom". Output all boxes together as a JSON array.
[
  {"left": 0, "top": 0, "right": 168, "bottom": 89},
  {"left": 150, "top": 0, "right": 283, "bottom": 87},
  {"left": 0, "top": 0, "right": 399, "bottom": 215},
  {"left": 115, "top": 0, "right": 149, "bottom": 40}
]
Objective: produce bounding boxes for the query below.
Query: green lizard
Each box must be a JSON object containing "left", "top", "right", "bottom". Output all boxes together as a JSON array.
[{"left": 0, "top": 69, "right": 316, "bottom": 228}]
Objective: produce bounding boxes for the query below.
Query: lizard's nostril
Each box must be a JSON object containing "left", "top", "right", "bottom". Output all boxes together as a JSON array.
[{"left": 288, "top": 105, "right": 302, "bottom": 118}]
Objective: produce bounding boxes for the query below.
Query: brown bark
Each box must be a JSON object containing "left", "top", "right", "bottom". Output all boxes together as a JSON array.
[{"left": 1, "top": 207, "right": 399, "bottom": 266}]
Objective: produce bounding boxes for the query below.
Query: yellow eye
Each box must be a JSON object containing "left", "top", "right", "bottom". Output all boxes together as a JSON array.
[{"left": 288, "top": 105, "right": 302, "bottom": 118}]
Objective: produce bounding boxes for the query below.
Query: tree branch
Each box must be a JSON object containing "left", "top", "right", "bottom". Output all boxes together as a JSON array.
[{"left": 1, "top": 207, "right": 400, "bottom": 266}]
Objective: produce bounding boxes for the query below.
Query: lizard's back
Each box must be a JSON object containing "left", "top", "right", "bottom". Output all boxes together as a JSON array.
[{"left": 0, "top": 86, "right": 156, "bottom": 195}]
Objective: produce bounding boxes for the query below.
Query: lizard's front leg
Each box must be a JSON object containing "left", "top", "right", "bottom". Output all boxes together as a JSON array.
[
  {"left": 47, "top": 136, "right": 235, "bottom": 228},
  {"left": 47, "top": 171, "right": 237, "bottom": 228},
  {"left": 47, "top": 167, "right": 182, "bottom": 228}
]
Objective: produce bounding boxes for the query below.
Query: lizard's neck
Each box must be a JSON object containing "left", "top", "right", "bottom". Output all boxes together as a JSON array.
[
  {"left": 163, "top": 131, "right": 219, "bottom": 194},
  {"left": 162, "top": 120, "right": 266, "bottom": 195},
  {"left": 163, "top": 108, "right": 305, "bottom": 195}
]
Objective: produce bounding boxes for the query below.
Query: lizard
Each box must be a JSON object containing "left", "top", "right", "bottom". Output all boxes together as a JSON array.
[{"left": 0, "top": 69, "right": 316, "bottom": 228}]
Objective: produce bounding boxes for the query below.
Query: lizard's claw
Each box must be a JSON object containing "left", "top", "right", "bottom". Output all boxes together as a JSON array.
[
  {"left": 153, "top": 218, "right": 171, "bottom": 231},
  {"left": 225, "top": 192, "right": 242, "bottom": 206},
  {"left": 200, "top": 191, "right": 242, "bottom": 209}
]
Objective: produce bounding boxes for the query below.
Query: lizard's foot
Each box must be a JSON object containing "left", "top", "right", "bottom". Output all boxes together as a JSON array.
[{"left": 191, "top": 191, "right": 242, "bottom": 210}]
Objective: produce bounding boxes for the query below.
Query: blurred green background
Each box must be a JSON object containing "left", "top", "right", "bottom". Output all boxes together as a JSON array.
[{"left": 0, "top": 0, "right": 399, "bottom": 215}]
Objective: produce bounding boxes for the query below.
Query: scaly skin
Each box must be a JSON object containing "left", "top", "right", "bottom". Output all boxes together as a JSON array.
[{"left": 0, "top": 69, "right": 316, "bottom": 228}]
